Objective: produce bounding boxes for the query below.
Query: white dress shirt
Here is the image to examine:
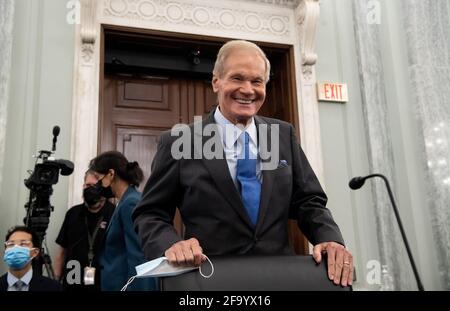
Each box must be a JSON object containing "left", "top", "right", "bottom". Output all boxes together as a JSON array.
[
  {"left": 7, "top": 267, "right": 32, "bottom": 291},
  {"left": 214, "top": 108, "right": 262, "bottom": 188}
]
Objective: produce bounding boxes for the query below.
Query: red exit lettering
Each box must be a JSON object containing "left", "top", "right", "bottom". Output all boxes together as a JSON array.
[
  {"left": 318, "top": 82, "right": 347, "bottom": 102},
  {"left": 323, "top": 83, "right": 343, "bottom": 100}
]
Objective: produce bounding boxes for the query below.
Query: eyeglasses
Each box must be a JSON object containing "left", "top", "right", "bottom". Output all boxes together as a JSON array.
[{"left": 4, "top": 240, "right": 33, "bottom": 249}]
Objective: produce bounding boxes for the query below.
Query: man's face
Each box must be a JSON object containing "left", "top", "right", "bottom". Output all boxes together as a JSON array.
[
  {"left": 83, "top": 173, "right": 104, "bottom": 211},
  {"left": 83, "top": 174, "right": 98, "bottom": 189},
  {"left": 5, "top": 231, "right": 39, "bottom": 258},
  {"left": 212, "top": 49, "right": 266, "bottom": 125}
]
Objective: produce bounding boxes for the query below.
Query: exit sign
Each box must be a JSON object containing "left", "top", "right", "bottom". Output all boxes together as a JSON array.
[{"left": 317, "top": 82, "right": 348, "bottom": 103}]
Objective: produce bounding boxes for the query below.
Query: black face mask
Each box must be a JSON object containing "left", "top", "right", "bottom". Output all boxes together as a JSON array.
[
  {"left": 95, "top": 178, "right": 114, "bottom": 199},
  {"left": 83, "top": 186, "right": 102, "bottom": 207}
]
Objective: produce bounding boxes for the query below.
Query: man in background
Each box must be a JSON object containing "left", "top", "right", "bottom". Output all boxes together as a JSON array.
[
  {"left": 54, "top": 170, "right": 114, "bottom": 291},
  {"left": 1, "top": 226, "right": 61, "bottom": 291}
]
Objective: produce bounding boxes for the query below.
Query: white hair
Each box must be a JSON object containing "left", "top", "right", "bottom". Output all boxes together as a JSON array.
[{"left": 213, "top": 40, "right": 271, "bottom": 83}]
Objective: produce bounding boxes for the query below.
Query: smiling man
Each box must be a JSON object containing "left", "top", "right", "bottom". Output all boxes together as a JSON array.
[
  {"left": 211, "top": 44, "right": 267, "bottom": 126},
  {"left": 133, "top": 40, "right": 353, "bottom": 287}
]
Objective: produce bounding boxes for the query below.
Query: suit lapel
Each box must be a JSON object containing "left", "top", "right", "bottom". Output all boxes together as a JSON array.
[
  {"left": 105, "top": 206, "right": 117, "bottom": 235},
  {"left": 105, "top": 186, "right": 130, "bottom": 234},
  {"left": 29, "top": 275, "right": 38, "bottom": 291},
  {"left": 0, "top": 274, "right": 7, "bottom": 291},
  {"left": 254, "top": 116, "right": 276, "bottom": 232},
  {"left": 200, "top": 110, "right": 254, "bottom": 228}
]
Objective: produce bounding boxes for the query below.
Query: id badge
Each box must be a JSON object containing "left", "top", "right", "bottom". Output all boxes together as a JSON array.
[{"left": 84, "top": 267, "right": 96, "bottom": 285}]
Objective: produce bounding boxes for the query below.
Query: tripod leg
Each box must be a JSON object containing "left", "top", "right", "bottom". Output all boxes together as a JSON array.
[{"left": 44, "top": 254, "right": 55, "bottom": 279}]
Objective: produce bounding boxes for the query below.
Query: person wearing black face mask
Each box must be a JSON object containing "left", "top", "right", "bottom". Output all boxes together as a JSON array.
[
  {"left": 88, "top": 151, "right": 157, "bottom": 291},
  {"left": 92, "top": 177, "right": 115, "bottom": 200},
  {"left": 53, "top": 170, "right": 115, "bottom": 291}
]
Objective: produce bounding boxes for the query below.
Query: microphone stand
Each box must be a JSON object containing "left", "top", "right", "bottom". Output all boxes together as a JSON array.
[{"left": 355, "top": 174, "right": 424, "bottom": 291}]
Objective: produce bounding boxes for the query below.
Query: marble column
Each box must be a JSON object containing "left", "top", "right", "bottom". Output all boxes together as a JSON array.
[
  {"left": 0, "top": 0, "right": 15, "bottom": 191},
  {"left": 352, "top": 0, "right": 416, "bottom": 290},
  {"left": 401, "top": 0, "right": 450, "bottom": 289}
]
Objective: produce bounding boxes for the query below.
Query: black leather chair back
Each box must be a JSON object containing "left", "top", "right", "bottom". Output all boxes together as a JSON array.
[{"left": 160, "top": 255, "right": 352, "bottom": 291}]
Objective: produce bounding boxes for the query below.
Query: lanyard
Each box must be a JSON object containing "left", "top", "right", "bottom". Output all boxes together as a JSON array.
[{"left": 85, "top": 215, "right": 104, "bottom": 267}]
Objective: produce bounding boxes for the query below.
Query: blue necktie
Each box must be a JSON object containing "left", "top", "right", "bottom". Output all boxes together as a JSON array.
[{"left": 236, "top": 132, "right": 261, "bottom": 226}]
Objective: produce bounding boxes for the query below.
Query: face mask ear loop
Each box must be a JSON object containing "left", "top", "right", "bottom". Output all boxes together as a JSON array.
[
  {"left": 30, "top": 247, "right": 38, "bottom": 260},
  {"left": 199, "top": 255, "right": 214, "bottom": 279},
  {"left": 122, "top": 255, "right": 213, "bottom": 290},
  {"left": 120, "top": 276, "right": 136, "bottom": 291}
]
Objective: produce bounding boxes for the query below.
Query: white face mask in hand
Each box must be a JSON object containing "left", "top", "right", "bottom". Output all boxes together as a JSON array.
[
  {"left": 121, "top": 255, "right": 214, "bottom": 291},
  {"left": 136, "top": 257, "right": 195, "bottom": 277}
]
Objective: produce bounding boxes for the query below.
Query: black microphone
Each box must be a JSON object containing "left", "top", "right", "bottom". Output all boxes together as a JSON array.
[
  {"left": 349, "top": 173, "right": 424, "bottom": 291},
  {"left": 52, "top": 126, "right": 60, "bottom": 152},
  {"left": 348, "top": 176, "right": 366, "bottom": 190}
]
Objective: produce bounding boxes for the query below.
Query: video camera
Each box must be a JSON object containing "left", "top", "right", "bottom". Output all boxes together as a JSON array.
[{"left": 23, "top": 126, "right": 74, "bottom": 277}]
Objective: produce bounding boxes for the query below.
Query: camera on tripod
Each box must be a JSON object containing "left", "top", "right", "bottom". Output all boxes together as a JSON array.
[
  {"left": 24, "top": 150, "right": 73, "bottom": 240},
  {"left": 25, "top": 151, "right": 73, "bottom": 188},
  {"left": 23, "top": 125, "right": 74, "bottom": 277}
]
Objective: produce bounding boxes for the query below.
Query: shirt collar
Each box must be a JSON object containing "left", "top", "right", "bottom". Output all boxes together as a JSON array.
[
  {"left": 214, "top": 107, "right": 258, "bottom": 148},
  {"left": 7, "top": 267, "right": 33, "bottom": 287}
]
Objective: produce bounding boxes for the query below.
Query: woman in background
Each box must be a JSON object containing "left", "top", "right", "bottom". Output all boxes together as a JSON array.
[{"left": 89, "top": 151, "right": 156, "bottom": 291}]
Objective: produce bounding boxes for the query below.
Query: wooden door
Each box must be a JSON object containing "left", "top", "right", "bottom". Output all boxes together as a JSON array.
[
  {"left": 101, "top": 75, "right": 215, "bottom": 177},
  {"left": 101, "top": 74, "right": 214, "bottom": 235}
]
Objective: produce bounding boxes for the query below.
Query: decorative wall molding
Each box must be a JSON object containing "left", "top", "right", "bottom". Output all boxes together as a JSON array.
[
  {"left": 80, "top": 0, "right": 97, "bottom": 66},
  {"left": 68, "top": 0, "right": 101, "bottom": 206},
  {"left": 293, "top": 0, "right": 324, "bottom": 181},
  {"left": 251, "top": 0, "right": 301, "bottom": 8},
  {"left": 102, "top": 0, "right": 291, "bottom": 38},
  {"left": 81, "top": 0, "right": 97, "bottom": 43},
  {"left": 81, "top": 43, "right": 94, "bottom": 65},
  {"left": 295, "top": 0, "right": 319, "bottom": 80},
  {"left": 70, "top": 0, "right": 323, "bottom": 206}
]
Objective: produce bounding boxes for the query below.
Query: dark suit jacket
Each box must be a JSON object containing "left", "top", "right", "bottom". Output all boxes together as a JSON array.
[
  {"left": 0, "top": 272, "right": 62, "bottom": 291},
  {"left": 133, "top": 110, "right": 344, "bottom": 260},
  {"left": 100, "top": 186, "right": 157, "bottom": 291}
]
